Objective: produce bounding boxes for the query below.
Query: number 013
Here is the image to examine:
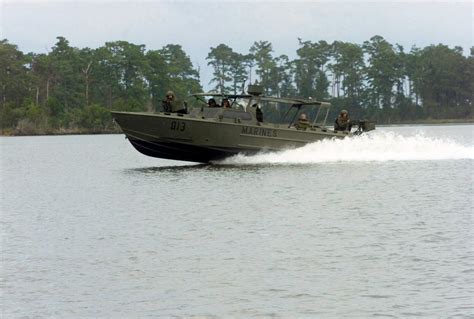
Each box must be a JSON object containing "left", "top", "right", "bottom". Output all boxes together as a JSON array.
[{"left": 170, "top": 121, "right": 186, "bottom": 132}]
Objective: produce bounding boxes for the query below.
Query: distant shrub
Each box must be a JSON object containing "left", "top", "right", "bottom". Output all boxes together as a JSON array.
[
  {"left": 112, "top": 98, "right": 146, "bottom": 112},
  {"left": 80, "top": 104, "right": 112, "bottom": 130},
  {"left": 46, "top": 97, "right": 64, "bottom": 117},
  {"left": 0, "top": 103, "right": 26, "bottom": 129},
  {"left": 15, "top": 119, "right": 37, "bottom": 135}
]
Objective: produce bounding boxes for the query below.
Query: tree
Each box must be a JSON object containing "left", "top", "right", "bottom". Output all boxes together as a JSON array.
[
  {"left": 0, "top": 39, "right": 31, "bottom": 131},
  {"left": 294, "top": 39, "right": 331, "bottom": 100},
  {"left": 47, "top": 37, "right": 85, "bottom": 112},
  {"left": 78, "top": 48, "right": 94, "bottom": 107},
  {"left": 207, "top": 44, "right": 233, "bottom": 93},
  {"left": 363, "top": 35, "right": 400, "bottom": 110},
  {"left": 0, "top": 39, "right": 30, "bottom": 109},
  {"left": 274, "top": 55, "right": 296, "bottom": 97},
  {"left": 406, "top": 46, "right": 423, "bottom": 107},
  {"left": 228, "top": 52, "right": 250, "bottom": 95},
  {"left": 250, "top": 41, "right": 277, "bottom": 94},
  {"left": 1, "top": 36, "right": 472, "bottom": 134},
  {"left": 144, "top": 50, "right": 169, "bottom": 111},
  {"left": 329, "top": 41, "right": 365, "bottom": 102},
  {"left": 159, "top": 44, "right": 201, "bottom": 99},
  {"left": 416, "top": 45, "right": 472, "bottom": 118}
]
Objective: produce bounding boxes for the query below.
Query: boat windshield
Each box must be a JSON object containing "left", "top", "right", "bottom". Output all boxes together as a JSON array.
[{"left": 188, "top": 93, "right": 331, "bottom": 126}]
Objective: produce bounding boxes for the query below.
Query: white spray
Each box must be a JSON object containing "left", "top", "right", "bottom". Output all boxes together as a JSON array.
[{"left": 220, "top": 131, "right": 474, "bottom": 165}]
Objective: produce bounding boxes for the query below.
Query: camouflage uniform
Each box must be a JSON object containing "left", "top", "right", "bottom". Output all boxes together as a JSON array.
[
  {"left": 162, "top": 91, "right": 186, "bottom": 113},
  {"left": 296, "top": 119, "right": 310, "bottom": 130},
  {"left": 295, "top": 113, "right": 310, "bottom": 130}
]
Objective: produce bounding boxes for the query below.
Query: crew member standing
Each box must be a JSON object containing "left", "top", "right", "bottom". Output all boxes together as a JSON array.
[
  {"left": 162, "top": 91, "right": 186, "bottom": 113},
  {"left": 161, "top": 91, "right": 175, "bottom": 112}
]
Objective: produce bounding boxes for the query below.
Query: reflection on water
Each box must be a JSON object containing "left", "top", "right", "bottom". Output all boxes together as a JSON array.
[
  {"left": 125, "top": 163, "right": 296, "bottom": 175},
  {"left": 125, "top": 163, "right": 210, "bottom": 174},
  {"left": 1, "top": 124, "right": 473, "bottom": 318}
]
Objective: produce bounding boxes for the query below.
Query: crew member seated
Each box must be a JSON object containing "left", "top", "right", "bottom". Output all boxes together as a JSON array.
[
  {"left": 222, "top": 98, "right": 231, "bottom": 108},
  {"left": 208, "top": 98, "right": 220, "bottom": 108},
  {"left": 162, "top": 91, "right": 186, "bottom": 114},
  {"left": 334, "top": 109, "right": 352, "bottom": 132},
  {"left": 295, "top": 113, "right": 310, "bottom": 130}
]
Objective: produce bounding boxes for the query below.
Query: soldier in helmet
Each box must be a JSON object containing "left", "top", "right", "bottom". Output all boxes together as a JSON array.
[
  {"left": 334, "top": 109, "right": 352, "bottom": 132},
  {"left": 295, "top": 113, "right": 310, "bottom": 130},
  {"left": 208, "top": 98, "right": 220, "bottom": 108},
  {"left": 161, "top": 91, "right": 175, "bottom": 112},
  {"left": 162, "top": 91, "right": 186, "bottom": 113}
]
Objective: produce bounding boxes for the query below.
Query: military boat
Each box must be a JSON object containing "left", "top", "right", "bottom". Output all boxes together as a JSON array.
[{"left": 112, "top": 85, "right": 375, "bottom": 163}]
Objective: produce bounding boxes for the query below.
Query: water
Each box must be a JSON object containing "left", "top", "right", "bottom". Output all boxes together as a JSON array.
[{"left": 1, "top": 124, "right": 473, "bottom": 318}]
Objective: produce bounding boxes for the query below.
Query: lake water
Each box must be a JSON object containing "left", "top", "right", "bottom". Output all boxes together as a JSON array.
[{"left": 1, "top": 124, "right": 473, "bottom": 318}]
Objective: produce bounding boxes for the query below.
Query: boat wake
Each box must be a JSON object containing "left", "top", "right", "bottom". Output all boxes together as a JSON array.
[{"left": 219, "top": 131, "right": 474, "bottom": 165}]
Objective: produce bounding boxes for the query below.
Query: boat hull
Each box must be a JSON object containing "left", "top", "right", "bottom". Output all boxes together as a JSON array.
[
  {"left": 127, "top": 137, "right": 253, "bottom": 162},
  {"left": 112, "top": 111, "right": 350, "bottom": 163}
]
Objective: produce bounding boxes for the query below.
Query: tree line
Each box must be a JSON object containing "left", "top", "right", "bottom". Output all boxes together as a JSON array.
[{"left": 1, "top": 36, "right": 472, "bottom": 134}]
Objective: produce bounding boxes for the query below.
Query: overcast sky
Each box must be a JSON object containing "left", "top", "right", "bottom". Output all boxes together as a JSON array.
[{"left": 1, "top": 0, "right": 472, "bottom": 88}]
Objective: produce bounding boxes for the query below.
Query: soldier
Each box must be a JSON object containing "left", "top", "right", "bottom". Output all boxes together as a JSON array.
[
  {"left": 334, "top": 109, "right": 352, "bottom": 131},
  {"left": 208, "top": 98, "right": 220, "bottom": 108},
  {"left": 222, "top": 98, "right": 231, "bottom": 108},
  {"left": 295, "top": 113, "right": 310, "bottom": 130},
  {"left": 251, "top": 103, "right": 263, "bottom": 122},
  {"left": 161, "top": 91, "right": 175, "bottom": 112},
  {"left": 162, "top": 91, "right": 186, "bottom": 113}
]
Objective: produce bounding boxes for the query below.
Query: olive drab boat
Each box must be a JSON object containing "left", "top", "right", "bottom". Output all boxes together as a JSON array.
[{"left": 111, "top": 85, "right": 375, "bottom": 163}]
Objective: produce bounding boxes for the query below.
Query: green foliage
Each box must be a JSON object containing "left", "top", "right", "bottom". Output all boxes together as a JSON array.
[
  {"left": 79, "top": 104, "right": 112, "bottom": 130},
  {"left": 363, "top": 35, "right": 400, "bottom": 109},
  {"left": 0, "top": 40, "right": 30, "bottom": 108},
  {"left": 26, "top": 104, "right": 44, "bottom": 124},
  {"left": 111, "top": 98, "right": 145, "bottom": 112},
  {"left": 1, "top": 103, "right": 26, "bottom": 129},
  {"left": 0, "top": 37, "right": 202, "bottom": 133},
  {"left": 0, "top": 36, "right": 471, "bottom": 135},
  {"left": 329, "top": 41, "right": 365, "bottom": 107},
  {"left": 207, "top": 44, "right": 250, "bottom": 95},
  {"left": 294, "top": 39, "right": 331, "bottom": 100},
  {"left": 207, "top": 44, "right": 234, "bottom": 93},
  {"left": 46, "top": 96, "right": 64, "bottom": 117},
  {"left": 145, "top": 50, "right": 169, "bottom": 110},
  {"left": 250, "top": 41, "right": 277, "bottom": 94},
  {"left": 158, "top": 44, "right": 201, "bottom": 98}
]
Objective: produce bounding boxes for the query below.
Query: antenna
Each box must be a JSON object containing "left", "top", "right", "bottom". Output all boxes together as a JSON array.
[{"left": 240, "top": 80, "right": 246, "bottom": 95}]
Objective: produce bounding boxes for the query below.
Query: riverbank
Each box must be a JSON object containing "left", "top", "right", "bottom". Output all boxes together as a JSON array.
[
  {"left": 381, "top": 118, "right": 474, "bottom": 125},
  {"left": 1, "top": 118, "right": 472, "bottom": 137},
  {"left": 0, "top": 126, "right": 121, "bottom": 137}
]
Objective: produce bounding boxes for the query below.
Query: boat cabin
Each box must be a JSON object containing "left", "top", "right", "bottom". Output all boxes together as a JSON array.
[{"left": 187, "top": 87, "right": 333, "bottom": 129}]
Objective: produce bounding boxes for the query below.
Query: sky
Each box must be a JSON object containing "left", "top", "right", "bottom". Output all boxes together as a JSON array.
[{"left": 1, "top": 0, "right": 472, "bottom": 88}]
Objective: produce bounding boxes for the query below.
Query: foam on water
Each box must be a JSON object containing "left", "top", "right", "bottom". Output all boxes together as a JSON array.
[{"left": 220, "top": 131, "right": 474, "bottom": 165}]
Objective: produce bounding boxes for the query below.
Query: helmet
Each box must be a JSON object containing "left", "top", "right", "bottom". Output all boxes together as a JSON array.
[
  {"left": 340, "top": 109, "right": 348, "bottom": 114},
  {"left": 166, "top": 91, "right": 175, "bottom": 98},
  {"left": 299, "top": 113, "right": 307, "bottom": 120}
]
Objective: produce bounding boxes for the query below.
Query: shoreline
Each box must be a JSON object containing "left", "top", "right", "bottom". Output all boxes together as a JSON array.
[
  {"left": 1, "top": 118, "right": 472, "bottom": 137},
  {"left": 377, "top": 119, "right": 474, "bottom": 127},
  {"left": 0, "top": 128, "right": 121, "bottom": 137},
  {"left": 379, "top": 118, "right": 474, "bottom": 125}
]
